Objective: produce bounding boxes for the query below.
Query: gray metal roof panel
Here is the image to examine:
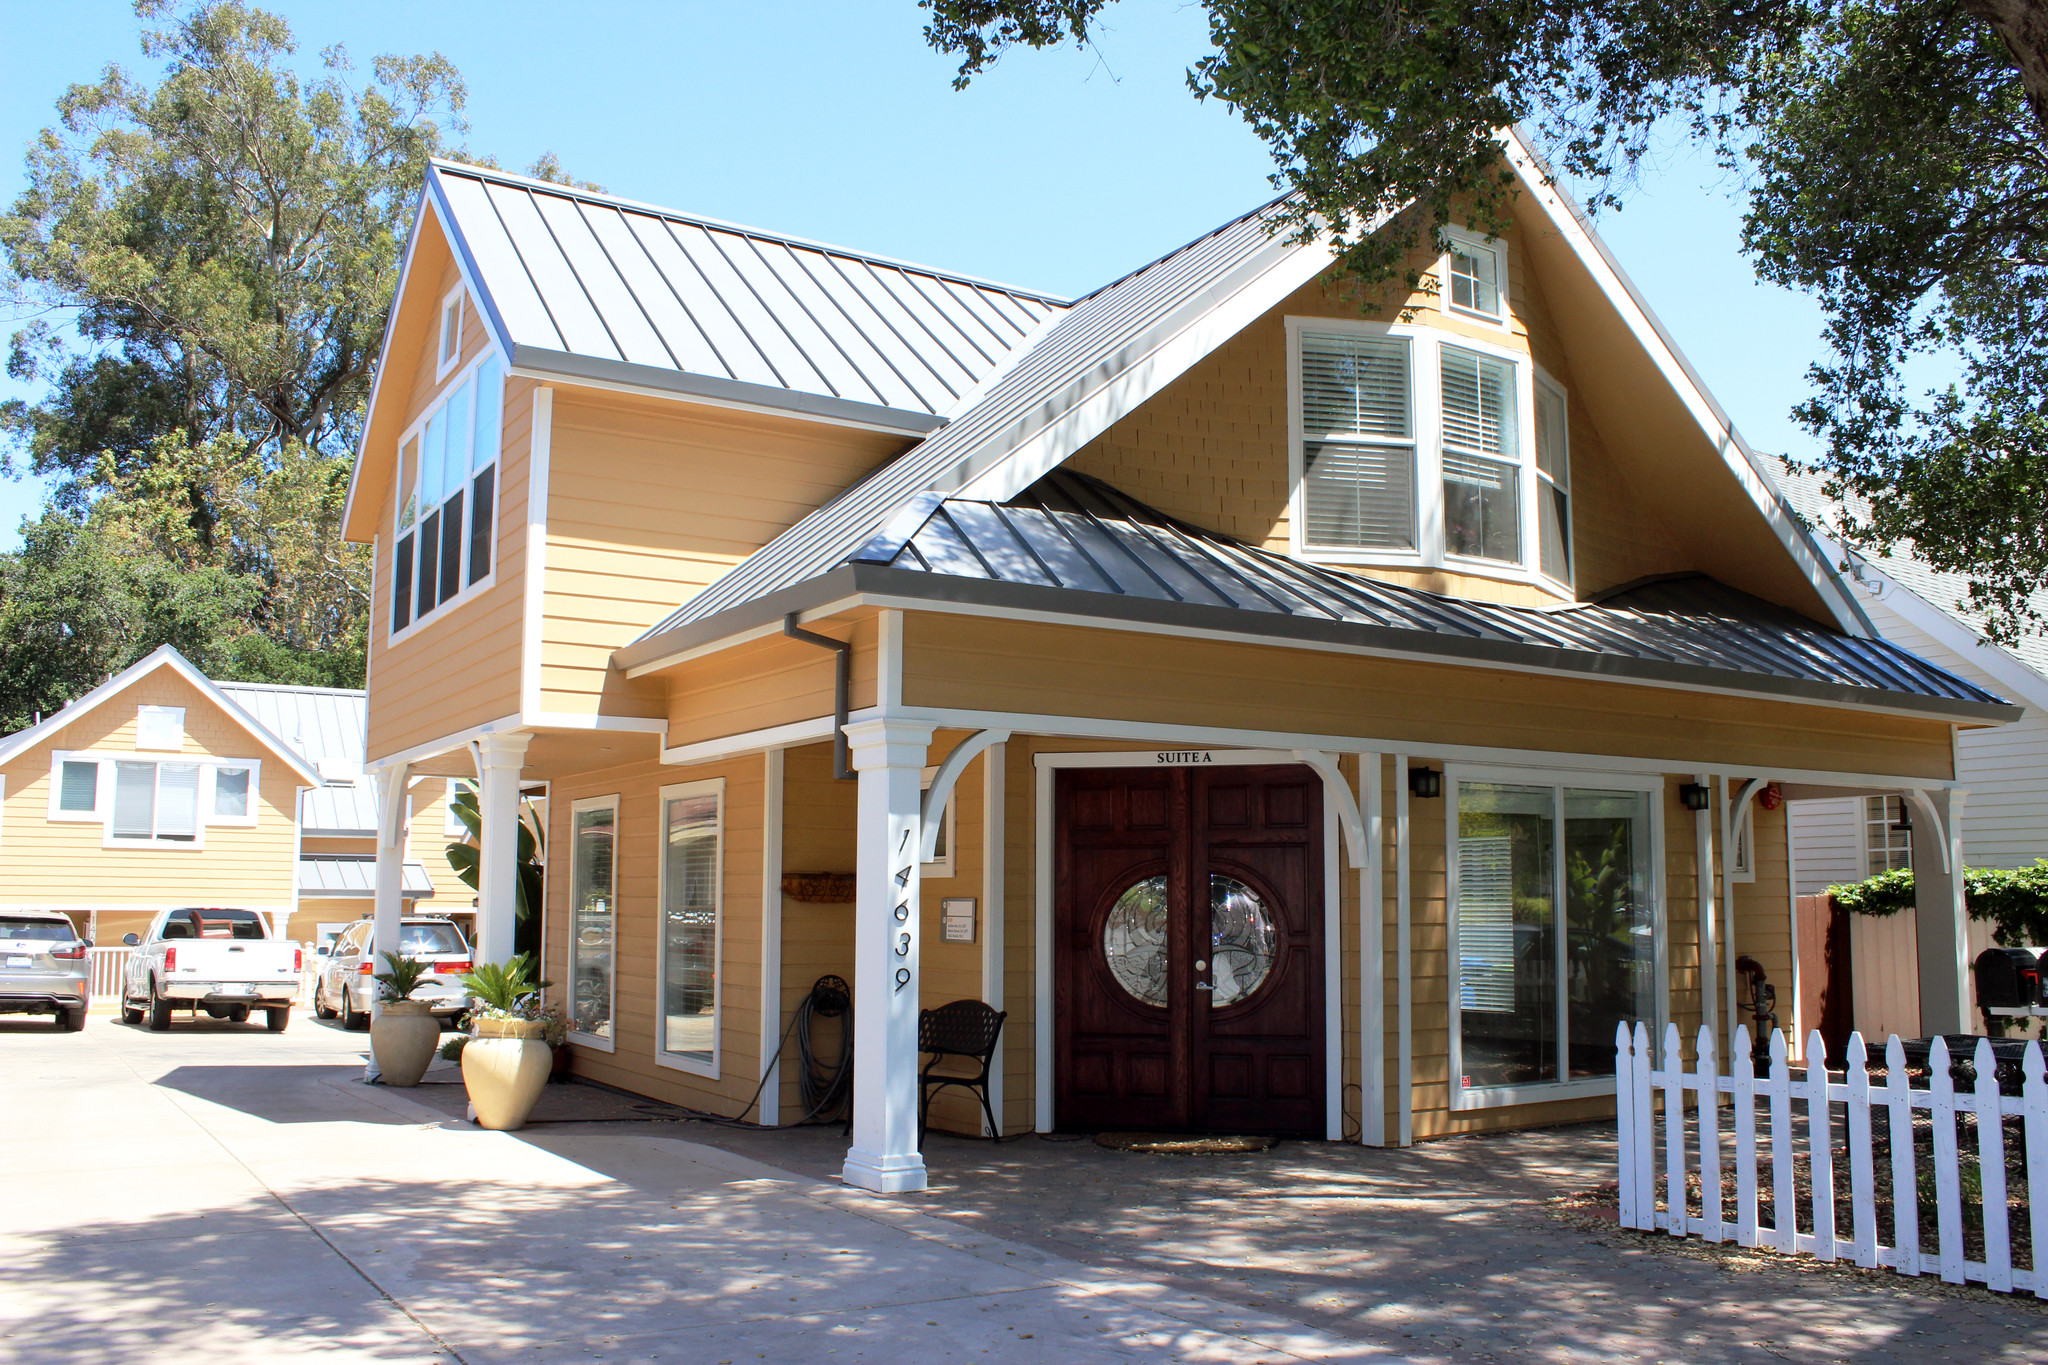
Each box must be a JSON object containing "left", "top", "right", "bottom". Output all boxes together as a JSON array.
[
  {"left": 299, "top": 856, "right": 435, "bottom": 897},
  {"left": 430, "top": 161, "right": 1066, "bottom": 424}
]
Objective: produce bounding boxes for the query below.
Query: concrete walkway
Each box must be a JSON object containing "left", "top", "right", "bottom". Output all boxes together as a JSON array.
[{"left": 0, "top": 1013, "right": 1406, "bottom": 1364}]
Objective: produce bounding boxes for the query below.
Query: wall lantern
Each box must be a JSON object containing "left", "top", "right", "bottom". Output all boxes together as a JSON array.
[
  {"left": 1892, "top": 801, "right": 1914, "bottom": 835},
  {"left": 1679, "top": 782, "right": 1712, "bottom": 812},
  {"left": 1408, "top": 766, "right": 1443, "bottom": 800}
]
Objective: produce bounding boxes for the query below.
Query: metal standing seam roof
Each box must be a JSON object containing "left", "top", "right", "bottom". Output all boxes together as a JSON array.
[
  {"left": 650, "top": 469, "right": 2009, "bottom": 720},
  {"left": 637, "top": 195, "right": 1316, "bottom": 640},
  {"left": 1761, "top": 455, "right": 2048, "bottom": 681},
  {"left": 215, "top": 681, "right": 377, "bottom": 833},
  {"left": 428, "top": 161, "right": 1070, "bottom": 430},
  {"left": 299, "top": 856, "right": 436, "bottom": 897}
]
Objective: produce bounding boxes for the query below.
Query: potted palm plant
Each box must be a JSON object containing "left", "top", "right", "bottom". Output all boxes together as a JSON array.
[
  {"left": 457, "top": 954, "right": 553, "bottom": 1130},
  {"left": 370, "top": 952, "right": 441, "bottom": 1087}
]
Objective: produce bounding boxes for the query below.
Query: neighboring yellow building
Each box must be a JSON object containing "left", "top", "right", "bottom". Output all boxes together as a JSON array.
[
  {"left": 340, "top": 141, "right": 2016, "bottom": 1193},
  {"left": 0, "top": 646, "right": 470, "bottom": 955}
]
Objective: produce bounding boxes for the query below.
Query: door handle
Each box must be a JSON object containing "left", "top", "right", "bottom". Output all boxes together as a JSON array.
[{"left": 1194, "top": 982, "right": 1213, "bottom": 991}]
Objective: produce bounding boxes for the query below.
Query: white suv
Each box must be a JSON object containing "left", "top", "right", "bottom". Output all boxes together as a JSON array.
[{"left": 313, "top": 917, "right": 474, "bottom": 1030}]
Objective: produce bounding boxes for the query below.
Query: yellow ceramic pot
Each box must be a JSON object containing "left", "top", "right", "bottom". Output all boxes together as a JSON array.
[
  {"left": 460, "top": 1017, "right": 551, "bottom": 1130},
  {"left": 370, "top": 999, "right": 441, "bottom": 1087}
]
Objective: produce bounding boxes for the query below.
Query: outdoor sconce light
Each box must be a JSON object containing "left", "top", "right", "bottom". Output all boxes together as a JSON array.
[
  {"left": 1893, "top": 802, "right": 1914, "bottom": 835},
  {"left": 1408, "top": 766, "right": 1442, "bottom": 799},
  {"left": 1679, "top": 782, "right": 1712, "bottom": 812}
]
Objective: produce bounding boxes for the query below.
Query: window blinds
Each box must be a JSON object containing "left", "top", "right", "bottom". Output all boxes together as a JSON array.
[
  {"left": 156, "top": 764, "right": 200, "bottom": 839},
  {"left": 112, "top": 761, "right": 156, "bottom": 839},
  {"left": 1441, "top": 347, "right": 1517, "bottom": 461},
  {"left": 1457, "top": 835, "right": 1517, "bottom": 1013},
  {"left": 59, "top": 761, "right": 98, "bottom": 813},
  {"left": 1299, "top": 332, "right": 1415, "bottom": 550}
]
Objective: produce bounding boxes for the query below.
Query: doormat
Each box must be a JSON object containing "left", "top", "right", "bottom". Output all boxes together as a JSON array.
[{"left": 1094, "top": 1132, "right": 1279, "bottom": 1155}]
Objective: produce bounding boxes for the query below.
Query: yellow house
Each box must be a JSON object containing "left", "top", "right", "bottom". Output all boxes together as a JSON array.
[
  {"left": 342, "top": 140, "right": 2017, "bottom": 1192},
  {"left": 0, "top": 645, "right": 469, "bottom": 956}
]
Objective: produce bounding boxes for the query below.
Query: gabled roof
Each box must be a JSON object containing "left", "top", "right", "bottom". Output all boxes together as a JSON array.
[
  {"left": 637, "top": 194, "right": 1340, "bottom": 640},
  {"left": 0, "top": 646, "right": 324, "bottom": 785},
  {"left": 626, "top": 470, "right": 2008, "bottom": 721},
  {"left": 424, "top": 160, "right": 1069, "bottom": 434},
  {"left": 1762, "top": 455, "right": 2048, "bottom": 682},
  {"left": 215, "top": 681, "right": 376, "bottom": 832}
]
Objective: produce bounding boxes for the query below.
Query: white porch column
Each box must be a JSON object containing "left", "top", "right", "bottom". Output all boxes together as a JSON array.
[
  {"left": 473, "top": 732, "right": 533, "bottom": 968},
  {"left": 366, "top": 761, "right": 411, "bottom": 1080},
  {"left": 1911, "top": 787, "right": 1970, "bottom": 1035},
  {"left": 843, "top": 717, "right": 936, "bottom": 1194}
]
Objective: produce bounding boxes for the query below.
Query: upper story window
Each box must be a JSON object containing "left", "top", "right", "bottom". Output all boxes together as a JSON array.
[
  {"left": 50, "top": 750, "right": 260, "bottom": 848},
  {"left": 436, "top": 288, "right": 465, "bottom": 379},
  {"left": 392, "top": 352, "right": 503, "bottom": 639},
  {"left": 1442, "top": 228, "right": 1506, "bottom": 323},
  {"left": 1289, "top": 317, "right": 1573, "bottom": 593},
  {"left": 135, "top": 706, "right": 185, "bottom": 751}
]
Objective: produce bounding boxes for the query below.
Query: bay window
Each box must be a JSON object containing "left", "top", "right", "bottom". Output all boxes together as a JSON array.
[
  {"left": 1534, "top": 376, "right": 1572, "bottom": 583},
  {"left": 50, "top": 751, "right": 260, "bottom": 845},
  {"left": 1450, "top": 770, "right": 1660, "bottom": 1105},
  {"left": 1299, "top": 331, "right": 1416, "bottom": 552},
  {"left": 1440, "top": 346, "right": 1520, "bottom": 564},
  {"left": 658, "top": 780, "right": 723, "bottom": 1073},
  {"left": 392, "top": 352, "right": 502, "bottom": 636}
]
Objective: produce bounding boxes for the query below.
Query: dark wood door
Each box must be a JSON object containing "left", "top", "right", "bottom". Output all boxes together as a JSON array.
[{"left": 1054, "top": 765, "right": 1324, "bottom": 1134}]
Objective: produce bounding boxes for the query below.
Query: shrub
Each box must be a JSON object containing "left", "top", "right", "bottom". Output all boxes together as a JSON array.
[{"left": 1829, "top": 859, "right": 2048, "bottom": 946}]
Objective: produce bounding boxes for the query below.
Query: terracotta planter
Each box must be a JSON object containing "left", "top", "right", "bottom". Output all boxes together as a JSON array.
[
  {"left": 370, "top": 999, "right": 441, "bottom": 1087},
  {"left": 461, "top": 1017, "right": 551, "bottom": 1130}
]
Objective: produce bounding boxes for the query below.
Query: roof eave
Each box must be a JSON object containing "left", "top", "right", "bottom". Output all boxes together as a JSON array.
[{"left": 613, "top": 567, "right": 2020, "bottom": 727}]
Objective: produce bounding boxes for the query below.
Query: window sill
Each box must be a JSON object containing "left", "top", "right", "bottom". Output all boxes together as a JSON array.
[
  {"left": 388, "top": 569, "right": 498, "bottom": 648},
  {"left": 1452, "top": 1076, "right": 1617, "bottom": 1111},
  {"left": 655, "top": 1050, "right": 719, "bottom": 1079},
  {"left": 103, "top": 838, "right": 209, "bottom": 852},
  {"left": 567, "top": 1030, "right": 615, "bottom": 1053}
]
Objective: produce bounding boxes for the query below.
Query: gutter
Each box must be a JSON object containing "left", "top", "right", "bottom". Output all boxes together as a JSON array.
[{"left": 781, "top": 614, "right": 853, "bottom": 780}]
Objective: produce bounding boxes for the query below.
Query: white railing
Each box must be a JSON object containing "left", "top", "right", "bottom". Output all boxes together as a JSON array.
[
  {"left": 1616, "top": 1021, "right": 2045, "bottom": 1297},
  {"left": 88, "top": 946, "right": 132, "bottom": 1001}
]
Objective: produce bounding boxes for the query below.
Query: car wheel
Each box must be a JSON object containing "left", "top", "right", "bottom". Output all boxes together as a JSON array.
[
  {"left": 313, "top": 980, "right": 338, "bottom": 1020},
  {"left": 265, "top": 1006, "right": 290, "bottom": 1033},
  {"left": 147, "top": 980, "right": 172, "bottom": 1032},
  {"left": 121, "top": 995, "right": 143, "bottom": 1025},
  {"left": 225, "top": 1005, "right": 249, "bottom": 1024},
  {"left": 340, "top": 989, "right": 363, "bottom": 1031},
  {"left": 60, "top": 1006, "right": 86, "bottom": 1032}
]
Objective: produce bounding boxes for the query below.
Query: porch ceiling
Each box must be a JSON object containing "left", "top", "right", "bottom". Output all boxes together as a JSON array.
[{"left": 616, "top": 470, "right": 2018, "bottom": 725}]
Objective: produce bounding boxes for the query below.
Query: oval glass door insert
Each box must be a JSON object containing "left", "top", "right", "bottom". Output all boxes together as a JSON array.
[
  {"left": 1102, "top": 874, "right": 1170, "bottom": 1007},
  {"left": 1209, "top": 875, "right": 1276, "bottom": 1006}
]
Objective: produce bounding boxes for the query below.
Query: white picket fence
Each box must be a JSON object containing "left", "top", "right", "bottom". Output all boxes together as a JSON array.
[
  {"left": 1615, "top": 1021, "right": 2046, "bottom": 1295},
  {"left": 88, "top": 946, "right": 131, "bottom": 1001}
]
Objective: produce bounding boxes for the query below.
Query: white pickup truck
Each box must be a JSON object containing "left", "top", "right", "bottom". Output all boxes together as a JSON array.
[{"left": 121, "top": 908, "right": 301, "bottom": 1032}]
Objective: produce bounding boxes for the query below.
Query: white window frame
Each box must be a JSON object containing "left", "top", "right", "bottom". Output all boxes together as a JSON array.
[
  {"left": 46, "top": 751, "right": 262, "bottom": 843},
  {"left": 566, "top": 793, "right": 620, "bottom": 1052},
  {"left": 1861, "top": 794, "right": 1912, "bottom": 877},
  {"left": 435, "top": 285, "right": 466, "bottom": 380},
  {"left": 388, "top": 349, "right": 503, "bottom": 644},
  {"left": 919, "top": 766, "right": 958, "bottom": 879},
  {"left": 1287, "top": 316, "right": 1551, "bottom": 595},
  {"left": 135, "top": 705, "right": 186, "bottom": 752},
  {"left": 1532, "top": 368, "right": 1574, "bottom": 591},
  {"left": 655, "top": 778, "right": 724, "bottom": 1079},
  {"left": 1439, "top": 226, "right": 1510, "bottom": 329},
  {"left": 1443, "top": 763, "right": 1667, "bottom": 1111},
  {"left": 445, "top": 779, "right": 476, "bottom": 837},
  {"left": 1730, "top": 800, "right": 1756, "bottom": 883}
]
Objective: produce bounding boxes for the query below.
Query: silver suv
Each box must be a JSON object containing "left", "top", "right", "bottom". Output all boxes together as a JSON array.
[
  {"left": 314, "top": 916, "right": 475, "bottom": 1029},
  {"left": 0, "top": 912, "right": 91, "bottom": 1031}
]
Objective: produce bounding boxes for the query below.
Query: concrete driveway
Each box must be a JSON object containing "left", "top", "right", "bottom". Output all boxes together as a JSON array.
[
  {"left": 7, "top": 1009, "right": 2048, "bottom": 1364},
  {"left": 0, "top": 1010, "right": 1409, "bottom": 1364}
]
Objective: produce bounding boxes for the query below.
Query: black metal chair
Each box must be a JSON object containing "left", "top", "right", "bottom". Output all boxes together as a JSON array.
[{"left": 918, "top": 999, "right": 1007, "bottom": 1148}]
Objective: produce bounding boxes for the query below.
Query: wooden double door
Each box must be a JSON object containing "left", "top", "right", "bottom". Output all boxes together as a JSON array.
[{"left": 1054, "top": 764, "right": 1324, "bottom": 1134}]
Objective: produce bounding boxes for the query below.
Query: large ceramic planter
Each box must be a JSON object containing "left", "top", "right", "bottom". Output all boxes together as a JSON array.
[
  {"left": 461, "top": 1018, "right": 551, "bottom": 1130},
  {"left": 370, "top": 1000, "right": 440, "bottom": 1087}
]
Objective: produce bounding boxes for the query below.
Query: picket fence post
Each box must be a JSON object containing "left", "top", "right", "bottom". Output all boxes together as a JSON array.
[
  {"left": 1615, "top": 1023, "right": 1637, "bottom": 1228},
  {"left": 1733, "top": 1024, "right": 1758, "bottom": 1247},
  {"left": 1976, "top": 1037, "right": 2013, "bottom": 1293},
  {"left": 2025, "top": 1041, "right": 2048, "bottom": 1298},
  {"left": 1632, "top": 1021, "right": 1655, "bottom": 1226},
  {"left": 1697, "top": 1027, "right": 1723, "bottom": 1242},
  {"left": 1885, "top": 1034, "right": 1919, "bottom": 1276},
  {"left": 1771, "top": 1028, "right": 1796, "bottom": 1255},
  {"left": 1845, "top": 1034, "right": 1877, "bottom": 1267},
  {"left": 1930, "top": 1036, "right": 1965, "bottom": 1284},
  {"left": 1663, "top": 1022, "right": 1686, "bottom": 1236},
  {"left": 1807, "top": 1030, "right": 1836, "bottom": 1260}
]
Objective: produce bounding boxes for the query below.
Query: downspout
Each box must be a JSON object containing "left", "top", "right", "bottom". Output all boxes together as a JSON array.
[{"left": 784, "top": 614, "right": 852, "bottom": 780}]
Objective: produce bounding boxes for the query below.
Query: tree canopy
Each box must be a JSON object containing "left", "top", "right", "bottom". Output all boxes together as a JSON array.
[
  {"left": 923, "top": 0, "right": 2048, "bottom": 642},
  {"left": 0, "top": 1, "right": 580, "bottom": 732}
]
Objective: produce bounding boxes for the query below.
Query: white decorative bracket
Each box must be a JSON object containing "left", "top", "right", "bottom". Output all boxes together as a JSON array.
[
  {"left": 1293, "top": 749, "right": 1367, "bottom": 867},
  {"left": 1901, "top": 787, "right": 1954, "bottom": 873},
  {"left": 920, "top": 729, "right": 1011, "bottom": 864}
]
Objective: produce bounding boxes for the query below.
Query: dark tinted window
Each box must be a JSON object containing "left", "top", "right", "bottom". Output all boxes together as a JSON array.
[
  {"left": 0, "top": 918, "right": 75, "bottom": 941},
  {"left": 169, "top": 908, "right": 268, "bottom": 940},
  {"left": 393, "top": 532, "right": 414, "bottom": 631},
  {"left": 467, "top": 467, "right": 494, "bottom": 585}
]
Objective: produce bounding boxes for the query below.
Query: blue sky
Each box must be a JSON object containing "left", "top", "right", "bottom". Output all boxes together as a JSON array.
[{"left": 0, "top": 0, "right": 1833, "bottom": 551}]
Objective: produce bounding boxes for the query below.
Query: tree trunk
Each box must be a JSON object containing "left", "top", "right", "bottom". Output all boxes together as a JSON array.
[{"left": 1965, "top": 0, "right": 2048, "bottom": 142}]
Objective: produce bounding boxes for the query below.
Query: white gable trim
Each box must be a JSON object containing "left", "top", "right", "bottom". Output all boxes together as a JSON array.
[
  {"left": 947, "top": 226, "right": 1341, "bottom": 503},
  {"left": 0, "top": 645, "right": 323, "bottom": 786},
  {"left": 1499, "top": 131, "right": 1873, "bottom": 638}
]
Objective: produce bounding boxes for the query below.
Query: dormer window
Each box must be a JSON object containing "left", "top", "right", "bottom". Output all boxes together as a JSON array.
[
  {"left": 437, "top": 288, "right": 465, "bottom": 379},
  {"left": 1442, "top": 228, "right": 1505, "bottom": 323},
  {"left": 392, "top": 353, "right": 503, "bottom": 637},
  {"left": 1289, "top": 318, "right": 1573, "bottom": 592}
]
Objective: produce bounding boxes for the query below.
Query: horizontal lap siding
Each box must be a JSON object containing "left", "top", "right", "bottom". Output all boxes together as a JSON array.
[
  {"left": 363, "top": 281, "right": 533, "bottom": 759},
  {"left": 1790, "top": 797, "right": 1862, "bottom": 896},
  {"left": 0, "top": 671, "right": 298, "bottom": 908},
  {"left": 1731, "top": 800, "right": 1795, "bottom": 1043},
  {"left": 664, "top": 615, "right": 879, "bottom": 749},
  {"left": 901, "top": 613, "right": 1957, "bottom": 779},
  {"left": 544, "top": 753, "right": 766, "bottom": 1113},
  {"left": 777, "top": 741, "right": 858, "bottom": 1121},
  {"left": 541, "top": 392, "right": 903, "bottom": 718}
]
